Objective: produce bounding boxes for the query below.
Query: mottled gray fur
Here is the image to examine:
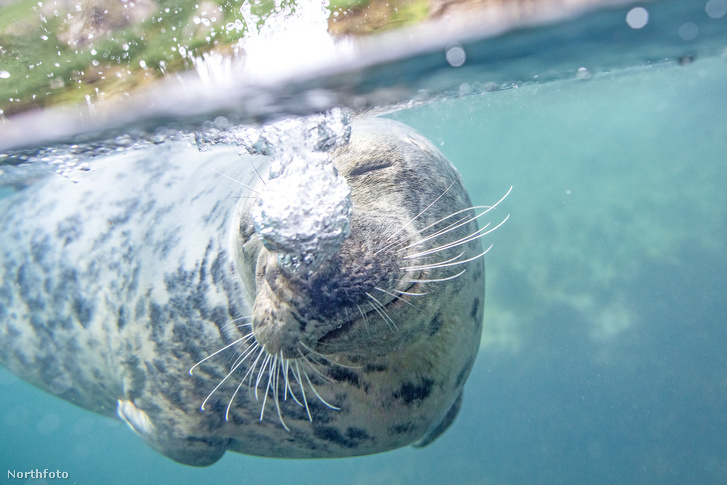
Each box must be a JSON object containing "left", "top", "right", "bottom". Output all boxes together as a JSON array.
[{"left": 0, "top": 118, "right": 485, "bottom": 466}]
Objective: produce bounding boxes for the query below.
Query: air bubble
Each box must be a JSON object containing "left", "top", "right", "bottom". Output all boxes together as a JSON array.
[
  {"left": 50, "top": 374, "right": 73, "bottom": 395},
  {"left": 678, "top": 22, "right": 698, "bottom": 41},
  {"left": 706, "top": 0, "right": 727, "bottom": 18},
  {"left": 626, "top": 7, "right": 649, "bottom": 29},
  {"left": 445, "top": 44, "right": 466, "bottom": 67},
  {"left": 37, "top": 413, "right": 61, "bottom": 434}
]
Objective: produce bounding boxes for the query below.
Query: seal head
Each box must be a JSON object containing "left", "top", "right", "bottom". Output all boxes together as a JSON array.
[{"left": 238, "top": 118, "right": 482, "bottom": 362}]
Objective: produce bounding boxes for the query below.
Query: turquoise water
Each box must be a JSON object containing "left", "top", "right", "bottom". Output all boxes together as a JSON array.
[{"left": 2, "top": 1, "right": 727, "bottom": 483}]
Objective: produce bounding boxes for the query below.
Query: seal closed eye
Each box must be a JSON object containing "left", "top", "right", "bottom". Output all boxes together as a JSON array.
[
  {"left": 0, "top": 116, "right": 507, "bottom": 466},
  {"left": 348, "top": 159, "right": 394, "bottom": 176}
]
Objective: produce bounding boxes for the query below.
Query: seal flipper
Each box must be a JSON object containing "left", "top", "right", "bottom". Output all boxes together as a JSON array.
[
  {"left": 117, "top": 400, "right": 226, "bottom": 466},
  {"left": 412, "top": 391, "right": 463, "bottom": 448}
]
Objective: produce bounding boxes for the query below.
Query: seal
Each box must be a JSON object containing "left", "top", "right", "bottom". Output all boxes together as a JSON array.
[{"left": 0, "top": 117, "right": 506, "bottom": 466}]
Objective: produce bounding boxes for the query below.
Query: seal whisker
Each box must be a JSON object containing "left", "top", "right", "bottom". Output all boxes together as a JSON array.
[
  {"left": 247, "top": 157, "right": 267, "bottom": 186},
  {"left": 210, "top": 168, "right": 260, "bottom": 195},
  {"left": 190, "top": 332, "right": 254, "bottom": 375},
  {"left": 300, "top": 361, "right": 340, "bottom": 411},
  {"left": 222, "top": 343, "right": 268, "bottom": 418},
  {"left": 255, "top": 353, "right": 272, "bottom": 400},
  {"left": 400, "top": 214, "right": 490, "bottom": 256},
  {"left": 374, "top": 286, "right": 415, "bottom": 307},
  {"left": 355, "top": 303, "right": 371, "bottom": 336},
  {"left": 406, "top": 268, "right": 467, "bottom": 284},
  {"left": 282, "top": 358, "right": 291, "bottom": 402},
  {"left": 406, "top": 250, "right": 467, "bottom": 269},
  {"left": 282, "top": 359, "right": 305, "bottom": 408},
  {"left": 374, "top": 179, "right": 457, "bottom": 254},
  {"left": 382, "top": 204, "right": 486, "bottom": 257},
  {"left": 225, "top": 352, "right": 257, "bottom": 420},
  {"left": 406, "top": 207, "right": 489, "bottom": 249},
  {"left": 259, "top": 355, "right": 274, "bottom": 423},
  {"left": 366, "top": 293, "right": 398, "bottom": 331},
  {"left": 401, "top": 245, "right": 493, "bottom": 272},
  {"left": 201, "top": 339, "right": 258, "bottom": 412},
  {"left": 245, "top": 346, "right": 266, "bottom": 397},
  {"left": 293, "top": 361, "right": 313, "bottom": 422},
  {"left": 229, "top": 335, "right": 262, "bottom": 371},
  {"left": 299, "top": 342, "right": 363, "bottom": 369},
  {"left": 219, "top": 315, "right": 253, "bottom": 332},
  {"left": 201, "top": 364, "right": 240, "bottom": 412},
  {"left": 405, "top": 214, "right": 509, "bottom": 260},
  {"left": 398, "top": 185, "right": 512, "bottom": 255},
  {"left": 422, "top": 213, "right": 471, "bottom": 236},
  {"left": 271, "top": 354, "right": 291, "bottom": 431},
  {"left": 297, "top": 349, "right": 336, "bottom": 383},
  {"left": 393, "top": 289, "right": 429, "bottom": 296},
  {"left": 301, "top": 354, "right": 332, "bottom": 381},
  {"left": 225, "top": 379, "right": 246, "bottom": 421}
]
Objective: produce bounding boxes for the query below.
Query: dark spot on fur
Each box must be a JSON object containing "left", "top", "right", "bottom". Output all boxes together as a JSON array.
[
  {"left": 328, "top": 367, "right": 360, "bottom": 388},
  {"left": 135, "top": 297, "right": 146, "bottom": 319},
  {"left": 28, "top": 314, "right": 48, "bottom": 335},
  {"left": 314, "top": 426, "right": 371, "bottom": 448},
  {"left": 389, "top": 422, "right": 416, "bottom": 435},
  {"left": 208, "top": 306, "right": 230, "bottom": 331},
  {"left": 345, "top": 427, "right": 371, "bottom": 442},
  {"left": 128, "top": 265, "right": 140, "bottom": 294},
  {"left": 108, "top": 198, "right": 138, "bottom": 226},
  {"left": 428, "top": 313, "right": 444, "bottom": 336},
  {"left": 471, "top": 298, "right": 481, "bottom": 321},
  {"left": 38, "top": 354, "right": 61, "bottom": 388},
  {"left": 149, "top": 302, "right": 166, "bottom": 333},
  {"left": 277, "top": 398, "right": 333, "bottom": 425},
  {"left": 363, "top": 363, "right": 388, "bottom": 373},
  {"left": 72, "top": 294, "right": 95, "bottom": 328},
  {"left": 30, "top": 235, "right": 51, "bottom": 266},
  {"left": 16, "top": 263, "right": 44, "bottom": 311},
  {"left": 56, "top": 215, "right": 83, "bottom": 246},
  {"left": 291, "top": 311, "right": 307, "bottom": 333},
  {"left": 117, "top": 306, "right": 127, "bottom": 330},
  {"left": 123, "top": 355, "right": 147, "bottom": 399},
  {"left": 210, "top": 252, "right": 225, "bottom": 286},
  {"left": 394, "top": 378, "right": 433, "bottom": 405},
  {"left": 475, "top": 264, "right": 485, "bottom": 281}
]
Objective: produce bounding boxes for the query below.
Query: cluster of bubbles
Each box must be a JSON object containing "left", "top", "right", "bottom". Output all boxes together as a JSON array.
[
  {"left": 1, "top": 107, "right": 355, "bottom": 277},
  {"left": 0, "top": 127, "right": 190, "bottom": 187},
  {"left": 197, "top": 107, "right": 354, "bottom": 276}
]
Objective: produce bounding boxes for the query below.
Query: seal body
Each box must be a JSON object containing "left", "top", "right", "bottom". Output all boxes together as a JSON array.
[{"left": 0, "top": 118, "right": 485, "bottom": 466}]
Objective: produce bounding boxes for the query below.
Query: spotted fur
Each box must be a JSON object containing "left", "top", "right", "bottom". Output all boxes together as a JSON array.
[{"left": 0, "top": 118, "right": 494, "bottom": 466}]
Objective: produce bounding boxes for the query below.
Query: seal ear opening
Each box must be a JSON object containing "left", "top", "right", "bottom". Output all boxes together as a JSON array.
[{"left": 411, "top": 391, "right": 464, "bottom": 448}]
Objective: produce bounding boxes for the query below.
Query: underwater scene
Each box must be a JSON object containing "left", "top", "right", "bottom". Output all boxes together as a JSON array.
[{"left": 1, "top": 0, "right": 727, "bottom": 483}]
